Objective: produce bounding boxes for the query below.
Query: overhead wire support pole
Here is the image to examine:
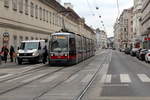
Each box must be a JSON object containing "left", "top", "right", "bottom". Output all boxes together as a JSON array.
[{"left": 116, "top": 0, "right": 120, "bottom": 18}]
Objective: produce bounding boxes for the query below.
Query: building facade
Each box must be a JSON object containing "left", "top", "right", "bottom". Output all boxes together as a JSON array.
[
  {"left": 95, "top": 28, "right": 107, "bottom": 49},
  {"left": 114, "top": 7, "right": 134, "bottom": 49},
  {"left": 0, "top": 0, "right": 95, "bottom": 51},
  {"left": 113, "top": 19, "right": 120, "bottom": 49},
  {"left": 141, "top": 0, "right": 150, "bottom": 49},
  {"left": 133, "top": 0, "right": 142, "bottom": 48}
]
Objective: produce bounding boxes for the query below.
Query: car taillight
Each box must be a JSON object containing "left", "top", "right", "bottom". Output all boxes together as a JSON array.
[{"left": 148, "top": 54, "right": 150, "bottom": 56}]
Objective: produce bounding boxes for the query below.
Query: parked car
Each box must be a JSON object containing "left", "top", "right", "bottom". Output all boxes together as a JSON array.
[
  {"left": 119, "top": 48, "right": 125, "bottom": 52},
  {"left": 130, "top": 48, "right": 140, "bottom": 56},
  {"left": 136, "top": 48, "right": 142, "bottom": 59},
  {"left": 112, "top": 48, "right": 116, "bottom": 50},
  {"left": 145, "top": 50, "right": 150, "bottom": 63},
  {"left": 124, "top": 48, "right": 131, "bottom": 54},
  {"left": 139, "top": 49, "right": 148, "bottom": 61}
]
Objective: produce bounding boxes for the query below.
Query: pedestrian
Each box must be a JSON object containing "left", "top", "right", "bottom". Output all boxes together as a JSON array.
[
  {"left": 43, "top": 46, "right": 48, "bottom": 64},
  {"left": 9, "top": 46, "right": 15, "bottom": 62},
  {"left": 3, "top": 46, "right": 9, "bottom": 63},
  {"left": 0, "top": 51, "right": 2, "bottom": 65}
]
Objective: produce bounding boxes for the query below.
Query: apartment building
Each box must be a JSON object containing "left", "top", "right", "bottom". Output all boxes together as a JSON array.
[
  {"left": 114, "top": 7, "right": 134, "bottom": 49},
  {"left": 95, "top": 28, "right": 107, "bottom": 49},
  {"left": 0, "top": 0, "right": 95, "bottom": 50},
  {"left": 141, "top": 0, "right": 150, "bottom": 49},
  {"left": 133, "top": 0, "right": 142, "bottom": 48},
  {"left": 113, "top": 19, "right": 120, "bottom": 49}
]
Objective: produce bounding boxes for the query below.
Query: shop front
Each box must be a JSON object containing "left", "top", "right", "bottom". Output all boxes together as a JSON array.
[{"left": 142, "top": 33, "right": 150, "bottom": 49}]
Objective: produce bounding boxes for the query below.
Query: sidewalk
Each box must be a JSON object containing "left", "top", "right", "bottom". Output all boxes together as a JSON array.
[{"left": 0, "top": 60, "right": 17, "bottom": 68}]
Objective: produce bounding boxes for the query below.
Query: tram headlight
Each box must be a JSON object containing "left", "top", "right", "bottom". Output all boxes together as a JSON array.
[
  {"left": 51, "top": 53, "right": 54, "bottom": 56},
  {"left": 64, "top": 54, "right": 67, "bottom": 56}
]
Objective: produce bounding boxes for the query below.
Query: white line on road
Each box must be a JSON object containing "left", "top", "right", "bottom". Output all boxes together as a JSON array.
[
  {"left": 6, "top": 74, "right": 31, "bottom": 83},
  {"left": 105, "top": 74, "right": 112, "bottom": 83},
  {"left": 81, "top": 74, "right": 93, "bottom": 83},
  {"left": 22, "top": 73, "right": 46, "bottom": 83},
  {"left": 40, "top": 73, "right": 61, "bottom": 83},
  {"left": 120, "top": 74, "right": 131, "bottom": 83},
  {"left": 0, "top": 74, "right": 13, "bottom": 79},
  {"left": 137, "top": 74, "right": 150, "bottom": 82},
  {"left": 100, "top": 74, "right": 106, "bottom": 83},
  {"left": 65, "top": 74, "right": 79, "bottom": 83}
]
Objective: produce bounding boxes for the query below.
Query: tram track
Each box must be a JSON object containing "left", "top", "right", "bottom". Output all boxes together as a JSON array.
[
  {"left": 32, "top": 56, "right": 96, "bottom": 100},
  {"left": 0, "top": 55, "right": 95, "bottom": 96},
  {"left": 0, "top": 64, "right": 47, "bottom": 83},
  {"left": 32, "top": 52, "right": 107, "bottom": 100},
  {"left": 0, "top": 66, "right": 65, "bottom": 95},
  {"left": 0, "top": 50, "right": 107, "bottom": 100},
  {"left": 75, "top": 51, "right": 111, "bottom": 100}
]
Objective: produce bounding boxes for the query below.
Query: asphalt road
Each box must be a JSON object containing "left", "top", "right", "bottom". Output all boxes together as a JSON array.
[
  {"left": 82, "top": 50, "right": 150, "bottom": 100},
  {"left": 0, "top": 50, "right": 150, "bottom": 100}
]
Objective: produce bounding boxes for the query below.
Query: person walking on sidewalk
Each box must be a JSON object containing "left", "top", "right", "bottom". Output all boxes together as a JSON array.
[
  {"left": 43, "top": 46, "right": 48, "bottom": 64},
  {"left": 2, "top": 46, "right": 9, "bottom": 63},
  {"left": 0, "top": 51, "right": 2, "bottom": 65},
  {"left": 9, "top": 46, "right": 15, "bottom": 62}
]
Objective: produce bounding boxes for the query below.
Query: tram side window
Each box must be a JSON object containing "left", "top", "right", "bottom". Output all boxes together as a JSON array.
[{"left": 69, "top": 38, "right": 76, "bottom": 53}]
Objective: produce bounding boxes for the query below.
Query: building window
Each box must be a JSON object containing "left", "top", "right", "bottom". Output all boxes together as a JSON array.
[
  {"left": 46, "top": 10, "right": 48, "bottom": 22},
  {"left": 19, "top": 36, "right": 23, "bottom": 43},
  {"left": 30, "top": 2, "right": 34, "bottom": 17},
  {"left": 43, "top": 9, "right": 45, "bottom": 21},
  {"left": 53, "top": 13, "right": 55, "bottom": 24},
  {"left": 12, "top": 0, "right": 17, "bottom": 11},
  {"left": 25, "top": 37, "right": 28, "bottom": 40},
  {"left": 35, "top": 5, "right": 38, "bottom": 19},
  {"left": 4, "top": 0, "right": 9, "bottom": 8},
  {"left": 25, "top": 0, "right": 28, "bottom": 15},
  {"left": 49, "top": 12, "right": 51, "bottom": 24},
  {"left": 56, "top": 15, "right": 58, "bottom": 25},
  {"left": 39, "top": 7, "right": 42, "bottom": 20},
  {"left": 31, "top": 37, "right": 34, "bottom": 40},
  {"left": 19, "top": 0, "right": 23, "bottom": 13},
  {"left": 13, "top": 35, "right": 17, "bottom": 50}
]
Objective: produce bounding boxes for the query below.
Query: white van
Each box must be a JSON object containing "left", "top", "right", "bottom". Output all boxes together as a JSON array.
[{"left": 17, "top": 40, "right": 46, "bottom": 64}]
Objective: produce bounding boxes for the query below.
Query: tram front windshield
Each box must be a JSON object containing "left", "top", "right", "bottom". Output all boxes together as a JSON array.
[{"left": 51, "top": 35, "right": 68, "bottom": 52}]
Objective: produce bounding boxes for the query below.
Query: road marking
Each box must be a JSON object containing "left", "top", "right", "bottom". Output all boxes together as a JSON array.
[
  {"left": 22, "top": 73, "right": 46, "bottom": 83},
  {"left": 100, "top": 74, "right": 106, "bottom": 83},
  {"left": 105, "top": 74, "right": 112, "bottom": 83},
  {"left": 6, "top": 74, "right": 31, "bottom": 83},
  {"left": 40, "top": 73, "right": 61, "bottom": 83},
  {"left": 81, "top": 74, "right": 93, "bottom": 83},
  {"left": 65, "top": 74, "right": 79, "bottom": 83},
  {"left": 104, "top": 84, "right": 129, "bottom": 87},
  {"left": 0, "top": 74, "right": 13, "bottom": 79},
  {"left": 120, "top": 74, "right": 131, "bottom": 83},
  {"left": 137, "top": 74, "right": 150, "bottom": 82}
]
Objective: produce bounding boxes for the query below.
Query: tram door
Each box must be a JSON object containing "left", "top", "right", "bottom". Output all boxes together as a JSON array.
[{"left": 69, "top": 35, "right": 77, "bottom": 64}]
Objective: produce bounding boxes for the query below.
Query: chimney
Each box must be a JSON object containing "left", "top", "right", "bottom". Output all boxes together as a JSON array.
[{"left": 64, "top": 3, "right": 74, "bottom": 9}]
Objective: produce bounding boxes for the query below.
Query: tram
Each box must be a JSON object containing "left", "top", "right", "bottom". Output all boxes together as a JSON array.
[{"left": 48, "top": 32, "right": 95, "bottom": 65}]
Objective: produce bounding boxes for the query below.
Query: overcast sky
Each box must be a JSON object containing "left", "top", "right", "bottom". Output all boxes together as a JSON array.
[{"left": 61, "top": 0, "right": 133, "bottom": 37}]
